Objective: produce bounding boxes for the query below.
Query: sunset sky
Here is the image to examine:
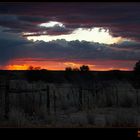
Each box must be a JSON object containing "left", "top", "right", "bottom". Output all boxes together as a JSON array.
[{"left": 0, "top": 2, "right": 140, "bottom": 70}]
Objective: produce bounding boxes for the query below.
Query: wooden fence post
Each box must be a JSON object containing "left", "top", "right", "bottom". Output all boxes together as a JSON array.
[
  {"left": 4, "top": 75, "right": 10, "bottom": 120},
  {"left": 116, "top": 85, "right": 119, "bottom": 107},
  {"left": 79, "top": 87, "right": 82, "bottom": 110},
  {"left": 46, "top": 85, "right": 50, "bottom": 114},
  {"left": 53, "top": 90, "right": 56, "bottom": 114},
  {"left": 39, "top": 92, "right": 42, "bottom": 108},
  {"left": 136, "top": 89, "right": 139, "bottom": 109}
]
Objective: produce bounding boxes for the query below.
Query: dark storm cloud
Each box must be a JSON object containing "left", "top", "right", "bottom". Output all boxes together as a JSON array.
[
  {"left": 0, "top": 2, "right": 140, "bottom": 68},
  {"left": 0, "top": 14, "right": 72, "bottom": 35},
  {"left": 0, "top": 3, "right": 140, "bottom": 41},
  {"left": 0, "top": 26, "right": 31, "bottom": 64},
  {"left": 112, "top": 41, "right": 140, "bottom": 50},
  {"left": 0, "top": 15, "right": 38, "bottom": 33},
  {"left": 42, "top": 26, "right": 73, "bottom": 36},
  {"left": 18, "top": 15, "right": 49, "bottom": 23},
  {"left": 0, "top": 29, "right": 140, "bottom": 66},
  {"left": 16, "top": 40, "right": 140, "bottom": 61}
]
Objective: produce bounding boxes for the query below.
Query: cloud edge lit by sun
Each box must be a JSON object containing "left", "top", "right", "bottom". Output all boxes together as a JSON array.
[{"left": 23, "top": 21, "right": 128, "bottom": 45}]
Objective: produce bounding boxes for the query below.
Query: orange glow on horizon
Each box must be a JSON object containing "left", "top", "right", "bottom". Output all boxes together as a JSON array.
[
  {"left": 7, "top": 64, "right": 30, "bottom": 70},
  {"left": 5, "top": 64, "right": 129, "bottom": 71},
  {"left": 6, "top": 65, "right": 129, "bottom": 71},
  {"left": 3, "top": 58, "right": 133, "bottom": 71}
]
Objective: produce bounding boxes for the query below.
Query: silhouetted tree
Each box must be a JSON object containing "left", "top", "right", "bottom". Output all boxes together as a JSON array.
[
  {"left": 28, "top": 66, "right": 34, "bottom": 70},
  {"left": 65, "top": 67, "right": 80, "bottom": 71},
  {"left": 134, "top": 60, "right": 140, "bottom": 75},
  {"left": 27, "top": 66, "right": 42, "bottom": 70},
  {"left": 132, "top": 60, "right": 140, "bottom": 108},
  {"left": 65, "top": 67, "right": 72, "bottom": 71},
  {"left": 34, "top": 67, "right": 41, "bottom": 70},
  {"left": 80, "top": 65, "right": 89, "bottom": 71},
  {"left": 73, "top": 68, "right": 80, "bottom": 71},
  {"left": 133, "top": 60, "right": 140, "bottom": 87}
]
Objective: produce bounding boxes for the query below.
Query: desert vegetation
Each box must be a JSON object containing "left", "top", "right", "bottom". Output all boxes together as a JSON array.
[{"left": 0, "top": 62, "right": 139, "bottom": 127}]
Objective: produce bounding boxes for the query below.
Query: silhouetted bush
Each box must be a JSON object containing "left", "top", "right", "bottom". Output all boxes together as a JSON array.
[
  {"left": 73, "top": 68, "right": 80, "bottom": 71},
  {"left": 132, "top": 60, "right": 140, "bottom": 89},
  {"left": 80, "top": 65, "right": 89, "bottom": 72},
  {"left": 65, "top": 67, "right": 80, "bottom": 71},
  {"left": 134, "top": 60, "right": 140, "bottom": 75},
  {"left": 27, "top": 66, "right": 42, "bottom": 70},
  {"left": 65, "top": 67, "right": 72, "bottom": 71}
]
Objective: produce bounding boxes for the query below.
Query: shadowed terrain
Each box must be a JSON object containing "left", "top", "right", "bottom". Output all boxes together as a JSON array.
[{"left": 0, "top": 70, "right": 139, "bottom": 127}]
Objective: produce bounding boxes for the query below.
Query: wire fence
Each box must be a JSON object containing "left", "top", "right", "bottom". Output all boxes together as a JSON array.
[{"left": 0, "top": 78, "right": 139, "bottom": 120}]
